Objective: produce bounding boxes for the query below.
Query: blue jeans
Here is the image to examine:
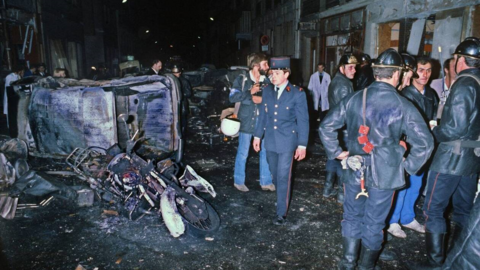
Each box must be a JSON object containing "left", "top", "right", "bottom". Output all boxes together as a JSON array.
[
  {"left": 233, "top": 132, "right": 272, "bottom": 186},
  {"left": 389, "top": 172, "right": 423, "bottom": 225},
  {"left": 423, "top": 171, "right": 478, "bottom": 233}
]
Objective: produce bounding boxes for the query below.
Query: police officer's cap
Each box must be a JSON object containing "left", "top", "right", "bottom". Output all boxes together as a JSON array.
[
  {"left": 360, "top": 54, "right": 371, "bottom": 63},
  {"left": 270, "top": 57, "right": 290, "bottom": 70},
  {"left": 372, "top": 48, "right": 404, "bottom": 69},
  {"left": 339, "top": 54, "right": 359, "bottom": 66},
  {"left": 401, "top": 53, "right": 419, "bottom": 78},
  {"left": 454, "top": 37, "right": 480, "bottom": 59}
]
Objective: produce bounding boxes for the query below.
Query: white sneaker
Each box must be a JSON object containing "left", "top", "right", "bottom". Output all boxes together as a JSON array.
[
  {"left": 387, "top": 223, "right": 407, "bottom": 238},
  {"left": 261, "top": 184, "right": 276, "bottom": 191},
  {"left": 234, "top": 184, "right": 249, "bottom": 192},
  {"left": 402, "top": 219, "right": 425, "bottom": 233}
]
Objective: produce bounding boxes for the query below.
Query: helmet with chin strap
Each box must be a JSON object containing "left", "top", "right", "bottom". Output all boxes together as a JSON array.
[
  {"left": 171, "top": 64, "right": 182, "bottom": 73},
  {"left": 360, "top": 54, "right": 371, "bottom": 64},
  {"left": 401, "top": 53, "right": 419, "bottom": 78},
  {"left": 454, "top": 37, "right": 480, "bottom": 59},
  {"left": 372, "top": 48, "right": 404, "bottom": 69},
  {"left": 339, "top": 54, "right": 359, "bottom": 66},
  {"left": 453, "top": 37, "right": 480, "bottom": 74}
]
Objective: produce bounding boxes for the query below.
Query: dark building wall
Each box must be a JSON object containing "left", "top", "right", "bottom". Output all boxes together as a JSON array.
[
  {"left": 40, "top": 0, "right": 85, "bottom": 77},
  {"left": 41, "top": 12, "right": 84, "bottom": 42},
  {"left": 6, "top": 0, "right": 35, "bottom": 12},
  {"left": 82, "top": 0, "right": 105, "bottom": 74}
]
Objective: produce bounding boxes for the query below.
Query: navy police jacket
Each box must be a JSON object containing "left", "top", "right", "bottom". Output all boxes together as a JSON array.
[
  {"left": 254, "top": 81, "right": 309, "bottom": 153},
  {"left": 229, "top": 72, "right": 270, "bottom": 134}
]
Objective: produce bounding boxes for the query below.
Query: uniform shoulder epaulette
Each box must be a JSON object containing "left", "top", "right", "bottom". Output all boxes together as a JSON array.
[{"left": 292, "top": 84, "right": 303, "bottom": 92}]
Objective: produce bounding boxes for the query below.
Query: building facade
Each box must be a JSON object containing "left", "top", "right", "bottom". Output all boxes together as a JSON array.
[
  {"left": 299, "top": 0, "right": 480, "bottom": 83},
  {"left": 1, "top": 0, "right": 140, "bottom": 79}
]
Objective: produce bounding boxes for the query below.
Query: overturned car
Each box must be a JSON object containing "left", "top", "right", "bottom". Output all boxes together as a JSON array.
[
  {"left": 10, "top": 75, "right": 183, "bottom": 160},
  {"left": 0, "top": 75, "right": 220, "bottom": 237}
]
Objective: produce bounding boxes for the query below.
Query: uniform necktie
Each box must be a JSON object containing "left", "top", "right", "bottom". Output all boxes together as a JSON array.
[
  {"left": 319, "top": 73, "right": 323, "bottom": 84},
  {"left": 275, "top": 87, "right": 280, "bottom": 100}
]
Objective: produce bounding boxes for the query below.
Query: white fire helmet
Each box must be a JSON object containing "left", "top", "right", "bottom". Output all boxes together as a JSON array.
[{"left": 221, "top": 118, "right": 240, "bottom": 136}]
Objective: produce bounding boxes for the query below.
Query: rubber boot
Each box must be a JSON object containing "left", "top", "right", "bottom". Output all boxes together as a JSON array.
[
  {"left": 379, "top": 247, "right": 397, "bottom": 261},
  {"left": 406, "top": 232, "right": 445, "bottom": 270},
  {"left": 323, "top": 172, "right": 338, "bottom": 198},
  {"left": 358, "top": 245, "right": 381, "bottom": 270},
  {"left": 447, "top": 226, "right": 462, "bottom": 254},
  {"left": 337, "top": 237, "right": 361, "bottom": 270},
  {"left": 337, "top": 182, "right": 345, "bottom": 204}
]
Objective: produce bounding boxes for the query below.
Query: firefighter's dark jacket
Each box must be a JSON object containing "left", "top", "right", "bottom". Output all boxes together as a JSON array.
[
  {"left": 328, "top": 71, "right": 353, "bottom": 107},
  {"left": 319, "top": 81, "right": 434, "bottom": 190},
  {"left": 327, "top": 71, "right": 354, "bottom": 150},
  {"left": 430, "top": 68, "right": 480, "bottom": 176},
  {"left": 400, "top": 85, "right": 438, "bottom": 122}
]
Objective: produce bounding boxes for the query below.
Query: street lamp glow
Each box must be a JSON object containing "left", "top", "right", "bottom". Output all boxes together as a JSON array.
[
  {"left": 145, "top": 30, "right": 149, "bottom": 33},
  {"left": 209, "top": 17, "right": 214, "bottom": 21},
  {"left": 122, "top": 0, "right": 127, "bottom": 3},
  {"left": 170, "top": 45, "right": 173, "bottom": 48},
  {"left": 193, "top": 45, "right": 196, "bottom": 48},
  {"left": 198, "top": 36, "right": 201, "bottom": 39}
]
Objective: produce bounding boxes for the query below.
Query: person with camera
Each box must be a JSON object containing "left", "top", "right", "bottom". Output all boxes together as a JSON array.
[{"left": 229, "top": 53, "right": 274, "bottom": 192}]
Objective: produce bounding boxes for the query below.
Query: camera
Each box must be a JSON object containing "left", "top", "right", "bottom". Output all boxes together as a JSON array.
[{"left": 253, "top": 82, "right": 268, "bottom": 97}]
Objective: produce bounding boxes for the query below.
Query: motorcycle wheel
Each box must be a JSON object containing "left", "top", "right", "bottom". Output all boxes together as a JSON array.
[{"left": 177, "top": 196, "right": 220, "bottom": 237}]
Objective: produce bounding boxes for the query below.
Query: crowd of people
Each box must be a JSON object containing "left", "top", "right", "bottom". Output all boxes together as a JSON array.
[
  {"left": 1, "top": 35, "right": 479, "bottom": 270},
  {"left": 228, "top": 37, "right": 480, "bottom": 270},
  {"left": 2, "top": 63, "right": 71, "bottom": 129}
]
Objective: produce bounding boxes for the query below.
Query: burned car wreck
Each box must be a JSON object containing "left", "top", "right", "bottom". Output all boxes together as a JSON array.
[{"left": 0, "top": 75, "right": 220, "bottom": 237}]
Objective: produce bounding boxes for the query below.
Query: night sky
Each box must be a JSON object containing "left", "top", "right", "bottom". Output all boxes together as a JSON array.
[{"left": 124, "top": 0, "right": 210, "bottom": 67}]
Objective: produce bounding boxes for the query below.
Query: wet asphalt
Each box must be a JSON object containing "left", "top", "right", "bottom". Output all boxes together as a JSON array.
[{"left": 0, "top": 114, "right": 436, "bottom": 270}]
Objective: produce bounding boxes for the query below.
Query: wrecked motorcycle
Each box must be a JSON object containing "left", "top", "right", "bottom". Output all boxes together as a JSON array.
[{"left": 66, "top": 115, "right": 220, "bottom": 237}]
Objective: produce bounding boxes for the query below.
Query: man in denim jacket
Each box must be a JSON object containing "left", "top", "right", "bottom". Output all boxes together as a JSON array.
[{"left": 229, "top": 53, "right": 274, "bottom": 192}]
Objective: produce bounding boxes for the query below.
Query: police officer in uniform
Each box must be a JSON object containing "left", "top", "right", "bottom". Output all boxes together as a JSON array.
[
  {"left": 408, "top": 37, "right": 480, "bottom": 270},
  {"left": 323, "top": 54, "right": 358, "bottom": 203},
  {"left": 320, "top": 48, "right": 434, "bottom": 270},
  {"left": 253, "top": 57, "right": 309, "bottom": 225}
]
